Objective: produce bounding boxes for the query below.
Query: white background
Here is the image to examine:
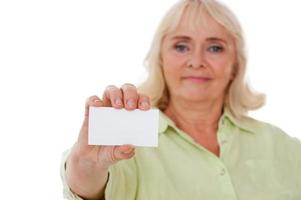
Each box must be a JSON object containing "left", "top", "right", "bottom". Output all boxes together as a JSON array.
[{"left": 0, "top": 0, "right": 300, "bottom": 199}]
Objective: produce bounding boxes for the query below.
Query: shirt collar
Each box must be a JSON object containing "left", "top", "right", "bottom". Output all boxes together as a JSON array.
[
  {"left": 158, "top": 110, "right": 174, "bottom": 133},
  {"left": 158, "top": 107, "right": 256, "bottom": 134},
  {"left": 221, "top": 107, "right": 256, "bottom": 134}
]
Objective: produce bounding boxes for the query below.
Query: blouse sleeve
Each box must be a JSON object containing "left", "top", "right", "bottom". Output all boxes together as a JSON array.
[
  {"left": 60, "top": 149, "right": 84, "bottom": 200},
  {"left": 273, "top": 126, "right": 301, "bottom": 190},
  {"left": 60, "top": 149, "right": 138, "bottom": 200},
  {"left": 295, "top": 137, "right": 301, "bottom": 189}
]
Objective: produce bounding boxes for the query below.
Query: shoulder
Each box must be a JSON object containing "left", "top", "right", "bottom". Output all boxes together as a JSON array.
[
  {"left": 241, "top": 114, "right": 296, "bottom": 139},
  {"left": 240, "top": 115, "right": 301, "bottom": 174},
  {"left": 239, "top": 115, "right": 301, "bottom": 155}
]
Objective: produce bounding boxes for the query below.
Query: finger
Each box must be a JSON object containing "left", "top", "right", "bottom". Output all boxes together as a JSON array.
[
  {"left": 122, "top": 150, "right": 135, "bottom": 160},
  {"left": 121, "top": 83, "right": 138, "bottom": 110},
  {"left": 138, "top": 94, "right": 151, "bottom": 110},
  {"left": 84, "top": 95, "right": 103, "bottom": 118},
  {"left": 113, "top": 144, "right": 136, "bottom": 160},
  {"left": 102, "top": 85, "right": 123, "bottom": 108},
  {"left": 81, "top": 96, "right": 103, "bottom": 139}
]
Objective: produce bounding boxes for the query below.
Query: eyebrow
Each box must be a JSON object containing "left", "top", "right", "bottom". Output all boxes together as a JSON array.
[{"left": 170, "top": 35, "right": 228, "bottom": 44}]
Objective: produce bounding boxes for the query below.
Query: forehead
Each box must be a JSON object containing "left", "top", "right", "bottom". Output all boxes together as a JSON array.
[{"left": 166, "top": 8, "right": 233, "bottom": 43}]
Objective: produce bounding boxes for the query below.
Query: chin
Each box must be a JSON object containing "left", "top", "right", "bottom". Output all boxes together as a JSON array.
[{"left": 177, "top": 89, "right": 212, "bottom": 102}]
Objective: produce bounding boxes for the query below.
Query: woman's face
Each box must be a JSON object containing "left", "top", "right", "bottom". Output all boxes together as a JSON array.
[{"left": 161, "top": 12, "right": 236, "bottom": 104}]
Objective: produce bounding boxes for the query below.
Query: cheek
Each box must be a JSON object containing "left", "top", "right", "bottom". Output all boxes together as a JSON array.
[
  {"left": 210, "top": 59, "right": 234, "bottom": 80},
  {"left": 162, "top": 64, "right": 178, "bottom": 87},
  {"left": 162, "top": 55, "right": 186, "bottom": 83},
  {"left": 163, "top": 52, "right": 185, "bottom": 67}
]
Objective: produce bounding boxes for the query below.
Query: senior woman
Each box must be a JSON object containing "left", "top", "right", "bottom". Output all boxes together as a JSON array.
[{"left": 61, "top": 0, "right": 301, "bottom": 199}]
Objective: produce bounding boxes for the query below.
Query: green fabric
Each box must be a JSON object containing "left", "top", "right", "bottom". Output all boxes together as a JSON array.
[{"left": 104, "top": 108, "right": 301, "bottom": 200}]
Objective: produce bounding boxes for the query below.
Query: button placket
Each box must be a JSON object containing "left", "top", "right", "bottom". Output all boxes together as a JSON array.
[
  {"left": 217, "top": 117, "right": 232, "bottom": 158},
  {"left": 221, "top": 139, "right": 228, "bottom": 145},
  {"left": 220, "top": 168, "right": 226, "bottom": 176}
]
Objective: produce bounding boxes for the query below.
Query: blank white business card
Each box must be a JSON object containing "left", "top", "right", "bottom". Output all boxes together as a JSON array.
[{"left": 88, "top": 107, "right": 159, "bottom": 147}]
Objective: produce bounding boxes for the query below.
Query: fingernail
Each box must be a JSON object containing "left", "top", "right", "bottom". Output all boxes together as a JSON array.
[
  {"left": 94, "top": 99, "right": 101, "bottom": 102},
  {"left": 115, "top": 98, "right": 122, "bottom": 106},
  {"left": 123, "top": 148, "right": 134, "bottom": 154},
  {"left": 126, "top": 99, "right": 135, "bottom": 107},
  {"left": 140, "top": 101, "right": 149, "bottom": 108}
]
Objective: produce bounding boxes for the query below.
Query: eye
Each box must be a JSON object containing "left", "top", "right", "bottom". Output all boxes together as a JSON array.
[
  {"left": 207, "top": 45, "right": 224, "bottom": 53},
  {"left": 174, "top": 44, "right": 190, "bottom": 53}
]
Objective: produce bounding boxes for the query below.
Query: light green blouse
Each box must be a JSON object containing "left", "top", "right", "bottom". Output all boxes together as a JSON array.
[{"left": 61, "top": 108, "right": 301, "bottom": 200}]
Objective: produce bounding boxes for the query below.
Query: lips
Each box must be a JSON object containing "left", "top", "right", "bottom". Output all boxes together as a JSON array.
[{"left": 182, "top": 76, "right": 212, "bottom": 82}]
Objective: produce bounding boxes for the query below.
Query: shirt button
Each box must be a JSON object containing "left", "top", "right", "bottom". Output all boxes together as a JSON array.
[
  {"left": 220, "top": 168, "right": 226, "bottom": 176},
  {"left": 221, "top": 140, "right": 228, "bottom": 145}
]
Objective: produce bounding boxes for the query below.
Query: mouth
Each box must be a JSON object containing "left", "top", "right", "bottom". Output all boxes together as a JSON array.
[{"left": 182, "top": 76, "right": 212, "bottom": 83}]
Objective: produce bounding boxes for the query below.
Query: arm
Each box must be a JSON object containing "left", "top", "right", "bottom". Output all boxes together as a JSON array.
[{"left": 62, "top": 84, "right": 150, "bottom": 199}]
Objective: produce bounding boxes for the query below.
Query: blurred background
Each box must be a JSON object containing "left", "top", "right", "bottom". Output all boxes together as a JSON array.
[{"left": 0, "top": 0, "right": 300, "bottom": 199}]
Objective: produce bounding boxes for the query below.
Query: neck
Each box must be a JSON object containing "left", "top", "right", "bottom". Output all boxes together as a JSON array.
[{"left": 164, "top": 96, "right": 224, "bottom": 135}]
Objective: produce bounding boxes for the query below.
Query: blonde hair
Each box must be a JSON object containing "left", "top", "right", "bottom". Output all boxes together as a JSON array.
[{"left": 138, "top": 0, "right": 265, "bottom": 119}]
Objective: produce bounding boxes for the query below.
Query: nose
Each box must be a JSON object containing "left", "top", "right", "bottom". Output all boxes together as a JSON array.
[{"left": 188, "top": 49, "right": 205, "bottom": 68}]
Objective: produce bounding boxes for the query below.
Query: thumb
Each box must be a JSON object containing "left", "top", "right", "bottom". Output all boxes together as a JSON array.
[
  {"left": 97, "top": 145, "right": 135, "bottom": 168},
  {"left": 100, "top": 145, "right": 135, "bottom": 167},
  {"left": 113, "top": 145, "right": 136, "bottom": 161}
]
